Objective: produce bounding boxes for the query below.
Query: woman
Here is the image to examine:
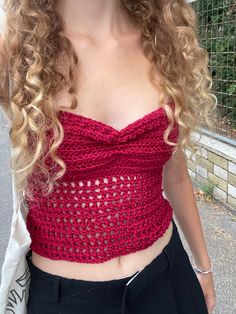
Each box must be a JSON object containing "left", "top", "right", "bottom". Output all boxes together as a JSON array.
[{"left": 0, "top": 0, "right": 217, "bottom": 313}]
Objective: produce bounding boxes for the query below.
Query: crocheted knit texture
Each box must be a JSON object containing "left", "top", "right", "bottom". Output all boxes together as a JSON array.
[{"left": 26, "top": 101, "right": 179, "bottom": 263}]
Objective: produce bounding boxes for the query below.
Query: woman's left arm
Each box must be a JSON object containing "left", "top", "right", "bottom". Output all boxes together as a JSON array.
[
  {"left": 162, "top": 148, "right": 211, "bottom": 268},
  {"left": 162, "top": 148, "right": 217, "bottom": 314}
]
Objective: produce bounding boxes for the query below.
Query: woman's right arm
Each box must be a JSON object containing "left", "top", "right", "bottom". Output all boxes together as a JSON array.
[{"left": 0, "top": 34, "right": 12, "bottom": 122}]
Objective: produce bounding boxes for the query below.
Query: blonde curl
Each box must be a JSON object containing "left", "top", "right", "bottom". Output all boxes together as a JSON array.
[{"left": 0, "top": 0, "right": 217, "bottom": 202}]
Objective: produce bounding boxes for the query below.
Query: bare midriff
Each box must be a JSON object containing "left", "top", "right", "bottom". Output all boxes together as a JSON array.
[
  {"left": 30, "top": 21, "right": 175, "bottom": 282},
  {"left": 31, "top": 220, "right": 173, "bottom": 281}
]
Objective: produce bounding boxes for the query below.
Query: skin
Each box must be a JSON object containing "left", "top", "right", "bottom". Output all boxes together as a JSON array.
[{"left": 22, "top": 0, "right": 216, "bottom": 312}]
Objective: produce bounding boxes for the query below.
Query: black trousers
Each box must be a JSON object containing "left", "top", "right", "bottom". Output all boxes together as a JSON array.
[{"left": 26, "top": 218, "right": 208, "bottom": 314}]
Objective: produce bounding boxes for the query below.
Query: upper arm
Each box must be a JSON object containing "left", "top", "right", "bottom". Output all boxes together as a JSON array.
[
  {"left": 162, "top": 148, "right": 190, "bottom": 190},
  {"left": 0, "top": 34, "right": 12, "bottom": 122},
  {"left": 0, "top": 34, "right": 9, "bottom": 99}
]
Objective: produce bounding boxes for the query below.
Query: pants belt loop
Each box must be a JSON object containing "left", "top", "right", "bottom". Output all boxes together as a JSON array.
[
  {"left": 121, "top": 285, "right": 129, "bottom": 314},
  {"left": 121, "top": 270, "right": 140, "bottom": 314},
  {"left": 163, "top": 241, "right": 175, "bottom": 268},
  {"left": 52, "top": 276, "right": 61, "bottom": 304}
]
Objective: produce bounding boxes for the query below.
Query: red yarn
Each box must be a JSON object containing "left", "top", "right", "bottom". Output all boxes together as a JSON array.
[{"left": 26, "top": 101, "right": 179, "bottom": 263}]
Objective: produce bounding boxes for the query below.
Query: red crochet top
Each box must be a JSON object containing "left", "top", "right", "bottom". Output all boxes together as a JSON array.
[{"left": 26, "top": 101, "right": 179, "bottom": 263}]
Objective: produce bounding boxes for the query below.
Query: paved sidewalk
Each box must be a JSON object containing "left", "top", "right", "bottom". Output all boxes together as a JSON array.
[
  {"left": 0, "top": 110, "right": 12, "bottom": 281},
  {"left": 176, "top": 182, "right": 236, "bottom": 314}
]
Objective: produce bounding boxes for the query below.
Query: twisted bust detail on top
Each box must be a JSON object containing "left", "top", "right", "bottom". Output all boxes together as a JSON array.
[{"left": 26, "top": 100, "right": 179, "bottom": 263}]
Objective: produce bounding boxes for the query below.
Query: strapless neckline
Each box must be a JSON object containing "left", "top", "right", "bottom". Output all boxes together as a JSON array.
[{"left": 58, "top": 105, "right": 166, "bottom": 134}]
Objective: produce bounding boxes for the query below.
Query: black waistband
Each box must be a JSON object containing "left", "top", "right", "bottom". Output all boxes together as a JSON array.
[{"left": 26, "top": 217, "right": 183, "bottom": 302}]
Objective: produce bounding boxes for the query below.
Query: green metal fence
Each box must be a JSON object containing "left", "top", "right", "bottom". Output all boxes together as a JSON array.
[{"left": 190, "top": 0, "right": 236, "bottom": 142}]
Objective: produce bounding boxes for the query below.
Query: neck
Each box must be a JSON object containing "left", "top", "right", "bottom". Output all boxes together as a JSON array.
[{"left": 55, "top": 0, "right": 135, "bottom": 39}]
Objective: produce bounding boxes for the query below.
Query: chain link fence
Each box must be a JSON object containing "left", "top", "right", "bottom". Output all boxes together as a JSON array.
[{"left": 191, "top": 0, "right": 236, "bottom": 142}]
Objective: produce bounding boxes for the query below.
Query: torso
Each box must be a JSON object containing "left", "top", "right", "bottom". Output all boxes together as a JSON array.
[{"left": 31, "top": 29, "right": 174, "bottom": 281}]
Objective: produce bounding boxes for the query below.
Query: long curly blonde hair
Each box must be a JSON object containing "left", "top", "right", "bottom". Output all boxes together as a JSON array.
[{"left": 0, "top": 0, "right": 217, "bottom": 202}]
